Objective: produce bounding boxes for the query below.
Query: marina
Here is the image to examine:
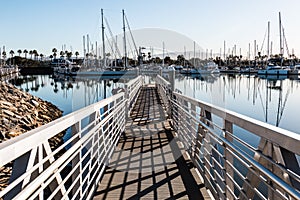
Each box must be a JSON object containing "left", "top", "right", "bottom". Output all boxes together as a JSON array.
[
  {"left": 1, "top": 1, "right": 300, "bottom": 199},
  {"left": 0, "top": 74, "right": 299, "bottom": 199},
  {"left": 8, "top": 72, "right": 300, "bottom": 135}
]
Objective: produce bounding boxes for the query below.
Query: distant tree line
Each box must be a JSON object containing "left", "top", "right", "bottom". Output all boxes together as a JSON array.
[{"left": 0, "top": 48, "right": 82, "bottom": 67}]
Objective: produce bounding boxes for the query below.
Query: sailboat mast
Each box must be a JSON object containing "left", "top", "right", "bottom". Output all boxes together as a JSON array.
[
  {"left": 122, "top": 9, "right": 127, "bottom": 68},
  {"left": 248, "top": 43, "right": 250, "bottom": 60},
  {"left": 279, "top": 12, "right": 283, "bottom": 56},
  {"left": 115, "top": 35, "right": 117, "bottom": 67},
  {"left": 279, "top": 12, "right": 284, "bottom": 67},
  {"left": 184, "top": 46, "right": 186, "bottom": 67},
  {"left": 162, "top": 42, "right": 165, "bottom": 67},
  {"left": 83, "top": 35, "right": 86, "bottom": 67},
  {"left": 101, "top": 9, "right": 106, "bottom": 68},
  {"left": 267, "top": 21, "right": 270, "bottom": 58},
  {"left": 193, "top": 41, "right": 196, "bottom": 67},
  {"left": 254, "top": 40, "right": 256, "bottom": 59},
  {"left": 223, "top": 41, "right": 226, "bottom": 61}
]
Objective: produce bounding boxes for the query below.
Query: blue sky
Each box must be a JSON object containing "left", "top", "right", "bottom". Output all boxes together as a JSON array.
[{"left": 1, "top": 0, "right": 300, "bottom": 58}]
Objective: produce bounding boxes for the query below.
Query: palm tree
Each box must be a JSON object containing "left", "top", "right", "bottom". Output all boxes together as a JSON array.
[
  {"left": 9, "top": 50, "right": 14, "bottom": 65},
  {"left": 23, "top": 49, "right": 28, "bottom": 58},
  {"left": 52, "top": 48, "right": 57, "bottom": 59},
  {"left": 32, "top": 50, "right": 38, "bottom": 60},
  {"left": 75, "top": 51, "right": 79, "bottom": 59},
  {"left": 142, "top": 53, "right": 146, "bottom": 62},
  {"left": 49, "top": 55, "right": 53, "bottom": 61},
  {"left": 9, "top": 50, "right": 14, "bottom": 58},
  {"left": 17, "top": 49, "right": 22, "bottom": 57},
  {"left": 66, "top": 52, "right": 72, "bottom": 60},
  {"left": 29, "top": 50, "right": 33, "bottom": 59},
  {"left": 40, "top": 54, "right": 44, "bottom": 61},
  {"left": 60, "top": 51, "right": 65, "bottom": 59}
]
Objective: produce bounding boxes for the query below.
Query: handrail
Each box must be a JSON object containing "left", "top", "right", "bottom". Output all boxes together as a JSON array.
[
  {"left": 124, "top": 75, "right": 143, "bottom": 115},
  {"left": 3, "top": 73, "right": 300, "bottom": 199},
  {"left": 172, "top": 91, "right": 300, "bottom": 200},
  {"left": 0, "top": 92, "right": 126, "bottom": 199},
  {"left": 155, "top": 75, "right": 172, "bottom": 117},
  {"left": 173, "top": 91, "right": 300, "bottom": 155}
]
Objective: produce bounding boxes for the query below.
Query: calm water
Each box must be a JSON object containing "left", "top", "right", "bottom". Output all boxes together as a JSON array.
[
  {"left": 10, "top": 73, "right": 300, "bottom": 134},
  {"left": 10, "top": 74, "right": 129, "bottom": 115},
  {"left": 9, "top": 73, "right": 299, "bottom": 198},
  {"left": 174, "top": 73, "right": 300, "bottom": 134}
]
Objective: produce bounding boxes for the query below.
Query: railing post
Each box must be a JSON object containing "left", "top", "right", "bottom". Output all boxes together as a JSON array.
[
  {"left": 71, "top": 121, "right": 81, "bottom": 198},
  {"left": 223, "top": 120, "right": 235, "bottom": 199},
  {"left": 159, "top": 67, "right": 162, "bottom": 76},
  {"left": 5, "top": 151, "right": 32, "bottom": 200},
  {"left": 280, "top": 147, "right": 300, "bottom": 190},
  {"left": 168, "top": 68, "right": 175, "bottom": 92},
  {"left": 124, "top": 84, "right": 129, "bottom": 120},
  {"left": 242, "top": 138, "right": 300, "bottom": 199}
]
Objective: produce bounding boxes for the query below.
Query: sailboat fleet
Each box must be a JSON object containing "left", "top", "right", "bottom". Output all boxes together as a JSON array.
[
  {"left": 257, "top": 12, "right": 292, "bottom": 75},
  {"left": 52, "top": 11, "right": 300, "bottom": 78},
  {"left": 152, "top": 13, "right": 299, "bottom": 77},
  {"left": 53, "top": 9, "right": 138, "bottom": 77}
]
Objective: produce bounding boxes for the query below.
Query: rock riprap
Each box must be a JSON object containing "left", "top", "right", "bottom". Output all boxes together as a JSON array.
[
  {"left": 0, "top": 81, "right": 63, "bottom": 192},
  {"left": 0, "top": 81, "right": 63, "bottom": 142}
]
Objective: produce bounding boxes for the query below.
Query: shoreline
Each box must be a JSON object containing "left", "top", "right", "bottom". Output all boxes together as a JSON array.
[{"left": 0, "top": 81, "right": 63, "bottom": 191}]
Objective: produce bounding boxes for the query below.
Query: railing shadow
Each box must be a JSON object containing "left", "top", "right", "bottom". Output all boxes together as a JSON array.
[{"left": 94, "top": 86, "right": 206, "bottom": 199}]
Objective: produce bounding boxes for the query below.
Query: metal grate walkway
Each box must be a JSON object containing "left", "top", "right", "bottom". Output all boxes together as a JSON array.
[{"left": 93, "top": 85, "right": 211, "bottom": 199}]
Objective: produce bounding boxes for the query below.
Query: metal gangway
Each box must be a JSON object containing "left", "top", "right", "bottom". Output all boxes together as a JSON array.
[{"left": 0, "top": 74, "right": 300, "bottom": 200}]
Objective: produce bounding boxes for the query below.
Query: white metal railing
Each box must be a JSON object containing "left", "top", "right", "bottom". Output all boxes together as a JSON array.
[
  {"left": 124, "top": 75, "right": 143, "bottom": 115},
  {"left": 0, "top": 92, "right": 126, "bottom": 200},
  {"left": 156, "top": 75, "right": 172, "bottom": 117},
  {"left": 171, "top": 91, "right": 300, "bottom": 200}
]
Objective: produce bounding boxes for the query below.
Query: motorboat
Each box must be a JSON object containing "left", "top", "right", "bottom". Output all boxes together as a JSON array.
[
  {"left": 257, "top": 63, "right": 289, "bottom": 75},
  {"left": 52, "top": 59, "right": 81, "bottom": 75},
  {"left": 288, "top": 64, "right": 300, "bottom": 75},
  {"left": 197, "top": 61, "right": 220, "bottom": 74}
]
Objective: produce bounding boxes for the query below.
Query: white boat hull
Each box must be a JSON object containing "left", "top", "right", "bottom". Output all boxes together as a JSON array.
[
  {"left": 198, "top": 69, "right": 220, "bottom": 74},
  {"left": 70, "top": 68, "right": 138, "bottom": 76}
]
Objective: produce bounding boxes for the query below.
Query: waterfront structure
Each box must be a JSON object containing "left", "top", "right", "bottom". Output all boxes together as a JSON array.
[{"left": 0, "top": 74, "right": 299, "bottom": 199}]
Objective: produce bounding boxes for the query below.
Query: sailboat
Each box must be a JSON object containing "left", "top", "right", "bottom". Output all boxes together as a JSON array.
[
  {"left": 70, "top": 9, "right": 138, "bottom": 77},
  {"left": 258, "top": 12, "right": 290, "bottom": 76}
]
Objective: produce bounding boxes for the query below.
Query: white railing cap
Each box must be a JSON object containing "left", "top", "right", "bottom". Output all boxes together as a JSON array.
[
  {"left": 173, "top": 91, "right": 300, "bottom": 155},
  {"left": 0, "top": 92, "right": 124, "bottom": 166}
]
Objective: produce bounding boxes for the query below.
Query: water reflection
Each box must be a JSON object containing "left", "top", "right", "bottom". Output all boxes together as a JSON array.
[
  {"left": 10, "top": 74, "right": 132, "bottom": 115},
  {"left": 259, "top": 76, "right": 291, "bottom": 127},
  {"left": 175, "top": 74, "right": 300, "bottom": 134},
  {"left": 9, "top": 73, "right": 300, "bottom": 134}
]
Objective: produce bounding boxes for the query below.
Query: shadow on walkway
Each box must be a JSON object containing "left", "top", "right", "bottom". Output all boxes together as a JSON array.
[{"left": 94, "top": 86, "right": 209, "bottom": 199}]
